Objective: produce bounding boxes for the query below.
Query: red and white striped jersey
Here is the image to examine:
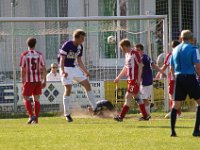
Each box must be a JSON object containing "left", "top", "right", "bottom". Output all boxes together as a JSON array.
[
  {"left": 164, "top": 51, "right": 174, "bottom": 80},
  {"left": 19, "top": 50, "right": 45, "bottom": 82},
  {"left": 124, "top": 49, "right": 141, "bottom": 80}
]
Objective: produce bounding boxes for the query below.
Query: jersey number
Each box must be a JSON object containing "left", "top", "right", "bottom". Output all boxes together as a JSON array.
[{"left": 31, "top": 58, "right": 37, "bottom": 71}]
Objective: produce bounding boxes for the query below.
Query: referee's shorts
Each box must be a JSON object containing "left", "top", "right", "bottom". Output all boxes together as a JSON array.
[{"left": 174, "top": 74, "right": 200, "bottom": 101}]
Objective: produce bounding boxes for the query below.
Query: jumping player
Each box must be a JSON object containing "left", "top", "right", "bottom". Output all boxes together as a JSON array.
[
  {"left": 113, "top": 39, "right": 149, "bottom": 122},
  {"left": 135, "top": 43, "right": 166, "bottom": 118},
  {"left": 59, "top": 29, "right": 97, "bottom": 122},
  {"left": 156, "top": 40, "right": 181, "bottom": 118},
  {"left": 20, "top": 37, "right": 46, "bottom": 124}
]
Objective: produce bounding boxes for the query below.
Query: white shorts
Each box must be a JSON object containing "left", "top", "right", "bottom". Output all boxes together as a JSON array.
[
  {"left": 140, "top": 85, "right": 153, "bottom": 100},
  {"left": 60, "top": 67, "right": 87, "bottom": 85}
]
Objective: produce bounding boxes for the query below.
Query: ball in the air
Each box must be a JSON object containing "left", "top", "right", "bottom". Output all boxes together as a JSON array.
[{"left": 107, "top": 35, "right": 116, "bottom": 44}]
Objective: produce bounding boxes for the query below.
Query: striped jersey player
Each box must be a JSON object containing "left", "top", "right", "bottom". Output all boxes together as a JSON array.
[
  {"left": 19, "top": 37, "right": 46, "bottom": 124},
  {"left": 113, "top": 39, "right": 149, "bottom": 122}
]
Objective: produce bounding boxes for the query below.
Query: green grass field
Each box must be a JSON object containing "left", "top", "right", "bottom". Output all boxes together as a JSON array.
[{"left": 0, "top": 112, "right": 200, "bottom": 150}]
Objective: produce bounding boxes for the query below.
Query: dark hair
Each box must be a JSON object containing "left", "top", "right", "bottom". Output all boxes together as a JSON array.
[
  {"left": 119, "top": 39, "right": 131, "bottom": 47},
  {"left": 73, "top": 29, "right": 86, "bottom": 39},
  {"left": 26, "top": 37, "right": 36, "bottom": 48},
  {"left": 171, "top": 40, "right": 180, "bottom": 48},
  {"left": 135, "top": 43, "right": 144, "bottom": 50}
]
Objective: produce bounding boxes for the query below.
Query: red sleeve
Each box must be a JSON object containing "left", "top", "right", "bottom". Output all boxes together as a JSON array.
[{"left": 164, "top": 52, "right": 172, "bottom": 66}]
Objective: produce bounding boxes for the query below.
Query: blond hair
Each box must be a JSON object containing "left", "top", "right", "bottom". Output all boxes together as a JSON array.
[
  {"left": 180, "top": 30, "right": 193, "bottom": 41},
  {"left": 73, "top": 29, "right": 86, "bottom": 39},
  {"left": 119, "top": 39, "right": 131, "bottom": 47}
]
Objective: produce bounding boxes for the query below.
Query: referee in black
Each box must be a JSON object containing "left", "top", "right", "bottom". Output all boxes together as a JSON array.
[{"left": 170, "top": 30, "right": 200, "bottom": 137}]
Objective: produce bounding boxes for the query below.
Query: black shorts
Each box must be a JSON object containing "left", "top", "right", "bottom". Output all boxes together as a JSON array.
[{"left": 174, "top": 74, "right": 200, "bottom": 101}]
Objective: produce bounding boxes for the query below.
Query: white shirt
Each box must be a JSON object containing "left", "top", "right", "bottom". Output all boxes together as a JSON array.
[{"left": 46, "top": 72, "right": 61, "bottom": 81}]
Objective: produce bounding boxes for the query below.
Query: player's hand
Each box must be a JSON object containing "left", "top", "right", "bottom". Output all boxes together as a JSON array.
[
  {"left": 85, "top": 71, "right": 90, "bottom": 77},
  {"left": 114, "top": 78, "right": 120, "bottom": 83},
  {"left": 41, "top": 82, "right": 46, "bottom": 89},
  {"left": 61, "top": 71, "right": 68, "bottom": 78}
]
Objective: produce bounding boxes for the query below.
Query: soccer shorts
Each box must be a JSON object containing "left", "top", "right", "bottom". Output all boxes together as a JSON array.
[
  {"left": 168, "top": 80, "right": 174, "bottom": 95},
  {"left": 127, "top": 80, "right": 139, "bottom": 95},
  {"left": 174, "top": 74, "right": 200, "bottom": 101},
  {"left": 22, "top": 82, "right": 42, "bottom": 96},
  {"left": 60, "top": 67, "right": 87, "bottom": 85},
  {"left": 140, "top": 85, "right": 152, "bottom": 100}
]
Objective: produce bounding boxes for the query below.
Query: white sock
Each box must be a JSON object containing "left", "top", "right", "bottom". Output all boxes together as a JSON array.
[
  {"left": 63, "top": 96, "right": 70, "bottom": 116},
  {"left": 86, "top": 91, "right": 97, "bottom": 110}
]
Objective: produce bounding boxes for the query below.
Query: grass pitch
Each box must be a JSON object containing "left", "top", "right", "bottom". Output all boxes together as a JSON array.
[{"left": 0, "top": 112, "right": 200, "bottom": 150}]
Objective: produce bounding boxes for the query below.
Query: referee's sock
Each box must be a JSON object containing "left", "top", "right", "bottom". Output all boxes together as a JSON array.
[
  {"left": 194, "top": 106, "right": 200, "bottom": 133},
  {"left": 171, "top": 108, "right": 177, "bottom": 136}
]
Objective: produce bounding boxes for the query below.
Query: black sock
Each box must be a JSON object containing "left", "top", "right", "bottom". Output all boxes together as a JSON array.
[
  {"left": 171, "top": 108, "right": 177, "bottom": 134},
  {"left": 194, "top": 106, "right": 200, "bottom": 132}
]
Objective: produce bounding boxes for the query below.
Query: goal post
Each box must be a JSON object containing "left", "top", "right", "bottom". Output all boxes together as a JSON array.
[{"left": 0, "top": 15, "right": 169, "bottom": 115}]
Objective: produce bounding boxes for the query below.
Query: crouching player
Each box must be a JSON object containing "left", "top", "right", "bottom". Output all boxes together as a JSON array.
[
  {"left": 113, "top": 39, "right": 150, "bottom": 122},
  {"left": 20, "top": 37, "right": 46, "bottom": 124},
  {"left": 88, "top": 99, "right": 115, "bottom": 116}
]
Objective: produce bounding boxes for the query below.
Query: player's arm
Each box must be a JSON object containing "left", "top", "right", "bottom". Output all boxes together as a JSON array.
[
  {"left": 60, "top": 55, "right": 68, "bottom": 77},
  {"left": 155, "top": 64, "right": 168, "bottom": 79},
  {"left": 137, "top": 62, "right": 143, "bottom": 84},
  {"left": 41, "top": 65, "right": 47, "bottom": 88},
  {"left": 77, "top": 56, "right": 90, "bottom": 77},
  {"left": 20, "top": 67, "right": 26, "bottom": 84},
  {"left": 152, "top": 63, "right": 167, "bottom": 78},
  {"left": 114, "top": 66, "right": 126, "bottom": 83}
]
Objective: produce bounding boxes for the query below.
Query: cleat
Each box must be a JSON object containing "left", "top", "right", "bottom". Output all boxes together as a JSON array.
[
  {"left": 193, "top": 131, "right": 200, "bottom": 137},
  {"left": 66, "top": 114, "right": 73, "bottom": 122},
  {"left": 138, "top": 115, "right": 151, "bottom": 121},
  {"left": 32, "top": 117, "right": 38, "bottom": 124},
  {"left": 164, "top": 112, "right": 171, "bottom": 119},
  {"left": 113, "top": 115, "right": 123, "bottom": 122},
  {"left": 27, "top": 116, "right": 36, "bottom": 124},
  {"left": 171, "top": 131, "right": 177, "bottom": 137}
]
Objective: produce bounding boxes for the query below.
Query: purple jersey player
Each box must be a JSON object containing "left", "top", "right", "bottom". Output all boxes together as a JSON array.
[
  {"left": 59, "top": 29, "right": 97, "bottom": 122},
  {"left": 135, "top": 43, "right": 166, "bottom": 119}
]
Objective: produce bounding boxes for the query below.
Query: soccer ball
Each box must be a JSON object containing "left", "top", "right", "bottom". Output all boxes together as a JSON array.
[{"left": 107, "top": 35, "right": 116, "bottom": 44}]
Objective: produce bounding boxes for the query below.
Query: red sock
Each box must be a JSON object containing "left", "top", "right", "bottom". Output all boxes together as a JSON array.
[
  {"left": 24, "top": 100, "right": 33, "bottom": 117},
  {"left": 120, "top": 105, "right": 129, "bottom": 119},
  {"left": 139, "top": 103, "right": 148, "bottom": 117},
  {"left": 177, "top": 109, "right": 181, "bottom": 115},
  {"left": 170, "top": 99, "right": 173, "bottom": 109},
  {"left": 34, "top": 101, "right": 40, "bottom": 118}
]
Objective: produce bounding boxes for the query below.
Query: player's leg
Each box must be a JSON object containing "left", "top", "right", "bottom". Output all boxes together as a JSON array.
[
  {"left": 22, "top": 82, "right": 35, "bottom": 124},
  {"left": 193, "top": 99, "right": 200, "bottom": 136},
  {"left": 79, "top": 79, "right": 97, "bottom": 111},
  {"left": 61, "top": 67, "right": 73, "bottom": 122},
  {"left": 63, "top": 85, "right": 73, "bottom": 122},
  {"left": 32, "top": 95, "right": 40, "bottom": 124},
  {"left": 140, "top": 85, "right": 151, "bottom": 117},
  {"left": 170, "top": 75, "right": 187, "bottom": 137},
  {"left": 31, "top": 82, "right": 42, "bottom": 124},
  {"left": 114, "top": 91, "right": 132, "bottom": 122}
]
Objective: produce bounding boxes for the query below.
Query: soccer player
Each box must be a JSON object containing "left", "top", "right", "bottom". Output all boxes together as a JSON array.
[
  {"left": 135, "top": 43, "right": 166, "bottom": 118},
  {"left": 156, "top": 40, "right": 181, "bottom": 118},
  {"left": 59, "top": 29, "right": 97, "bottom": 122},
  {"left": 113, "top": 39, "right": 149, "bottom": 122},
  {"left": 170, "top": 30, "right": 200, "bottom": 137},
  {"left": 46, "top": 63, "right": 61, "bottom": 81},
  {"left": 88, "top": 99, "right": 115, "bottom": 116},
  {"left": 19, "top": 37, "right": 46, "bottom": 124}
]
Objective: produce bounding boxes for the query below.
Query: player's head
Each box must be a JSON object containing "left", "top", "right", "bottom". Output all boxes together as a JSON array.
[
  {"left": 180, "top": 30, "right": 193, "bottom": 42},
  {"left": 135, "top": 43, "right": 144, "bottom": 55},
  {"left": 171, "top": 40, "right": 180, "bottom": 48},
  {"left": 26, "top": 37, "right": 36, "bottom": 49},
  {"left": 73, "top": 29, "right": 86, "bottom": 44},
  {"left": 119, "top": 39, "right": 131, "bottom": 53}
]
